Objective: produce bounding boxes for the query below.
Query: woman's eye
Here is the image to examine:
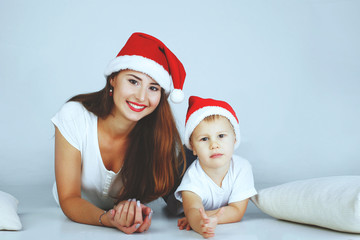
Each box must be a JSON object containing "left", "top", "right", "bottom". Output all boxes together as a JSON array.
[
  {"left": 200, "top": 137, "right": 208, "bottom": 141},
  {"left": 219, "top": 134, "right": 225, "bottom": 138},
  {"left": 149, "top": 86, "right": 159, "bottom": 91},
  {"left": 129, "top": 79, "right": 138, "bottom": 85}
]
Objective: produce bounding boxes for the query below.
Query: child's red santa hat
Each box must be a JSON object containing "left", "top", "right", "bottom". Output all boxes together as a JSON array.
[
  {"left": 184, "top": 96, "right": 241, "bottom": 150},
  {"left": 104, "top": 32, "right": 186, "bottom": 103}
]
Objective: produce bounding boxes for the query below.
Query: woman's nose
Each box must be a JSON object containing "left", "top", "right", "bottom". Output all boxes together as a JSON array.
[{"left": 136, "top": 86, "right": 146, "bottom": 101}]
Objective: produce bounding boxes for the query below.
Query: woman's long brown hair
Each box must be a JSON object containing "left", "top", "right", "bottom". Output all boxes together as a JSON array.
[{"left": 68, "top": 72, "right": 186, "bottom": 203}]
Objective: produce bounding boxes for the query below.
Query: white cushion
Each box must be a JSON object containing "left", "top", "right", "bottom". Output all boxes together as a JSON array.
[
  {"left": 0, "top": 191, "right": 22, "bottom": 230},
  {"left": 251, "top": 176, "right": 360, "bottom": 233}
]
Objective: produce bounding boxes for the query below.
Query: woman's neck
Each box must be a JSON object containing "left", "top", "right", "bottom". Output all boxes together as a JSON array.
[
  {"left": 99, "top": 113, "right": 136, "bottom": 140},
  {"left": 97, "top": 113, "right": 136, "bottom": 173}
]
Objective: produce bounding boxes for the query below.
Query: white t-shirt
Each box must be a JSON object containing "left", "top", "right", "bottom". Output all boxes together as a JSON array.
[
  {"left": 51, "top": 101, "right": 120, "bottom": 210},
  {"left": 174, "top": 155, "right": 257, "bottom": 211}
]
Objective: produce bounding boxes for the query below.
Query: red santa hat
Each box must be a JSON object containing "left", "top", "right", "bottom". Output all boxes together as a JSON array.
[
  {"left": 104, "top": 32, "right": 186, "bottom": 103},
  {"left": 184, "top": 96, "right": 241, "bottom": 150}
]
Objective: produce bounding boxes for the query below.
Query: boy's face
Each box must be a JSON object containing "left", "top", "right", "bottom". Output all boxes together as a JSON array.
[{"left": 190, "top": 116, "right": 236, "bottom": 172}]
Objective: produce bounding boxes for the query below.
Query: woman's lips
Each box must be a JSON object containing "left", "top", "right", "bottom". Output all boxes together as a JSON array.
[{"left": 127, "top": 101, "right": 146, "bottom": 112}]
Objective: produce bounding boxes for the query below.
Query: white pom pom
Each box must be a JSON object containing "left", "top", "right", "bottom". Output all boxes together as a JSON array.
[{"left": 170, "top": 89, "right": 184, "bottom": 103}]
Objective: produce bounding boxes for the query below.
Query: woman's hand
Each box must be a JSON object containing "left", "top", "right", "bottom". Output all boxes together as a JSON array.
[
  {"left": 136, "top": 203, "right": 153, "bottom": 232},
  {"left": 107, "top": 199, "right": 142, "bottom": 234},
  {"left": 107, "top": 199, "right": 153, "bottom": 234}
]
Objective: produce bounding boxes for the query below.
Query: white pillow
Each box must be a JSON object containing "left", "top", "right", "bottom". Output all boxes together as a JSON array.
[
  {"left": 0, "top": 191, "right": 22, "bottom": 230},
  {"left": 251, "top": 176, "right": 360, "bottom": 233}
]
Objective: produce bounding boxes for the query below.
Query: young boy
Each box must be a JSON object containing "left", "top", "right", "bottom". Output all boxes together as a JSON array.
[{"left": 175, "top": 96, "right": 257, "bottom": 238}]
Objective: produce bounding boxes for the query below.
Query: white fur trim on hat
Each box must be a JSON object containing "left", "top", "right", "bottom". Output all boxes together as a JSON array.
[
  {"left": 104, "top": 55, "right": 172, "bottom": 93},
  {"left": 170, "top": 89, "right": 184, "bottom": 103},
  {"left": 184, "top": 106, "right": 241, "bottom": 150}
]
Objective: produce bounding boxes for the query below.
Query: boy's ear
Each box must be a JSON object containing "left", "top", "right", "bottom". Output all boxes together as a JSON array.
[
  {"left": 190, "top": 142, "right": 197, "bottom": 156},
  {"left": 192, "top": 149, "right": 197, "bottom": 156}
]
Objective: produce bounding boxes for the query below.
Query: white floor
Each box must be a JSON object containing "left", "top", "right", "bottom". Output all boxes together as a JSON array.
[{"left": 1, "top": 185, "right": 360, "bottom": 240}]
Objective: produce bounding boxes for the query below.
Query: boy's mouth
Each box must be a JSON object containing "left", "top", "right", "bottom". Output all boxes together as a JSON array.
[{"left": 210, "top": 153, "right": 223, "bottom": 159}]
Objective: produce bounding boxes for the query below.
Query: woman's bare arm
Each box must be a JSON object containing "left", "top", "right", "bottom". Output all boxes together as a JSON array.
[
  {"left": 54, "top": 127, "right": 111, "bottom": 225},
  {"left": 55, "top": 127, "right": 149, "bottom": 233}
]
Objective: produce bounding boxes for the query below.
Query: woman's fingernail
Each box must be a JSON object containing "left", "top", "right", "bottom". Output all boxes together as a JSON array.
[
  {"left": 135, "top": 223, "right": 140, "bottom": 229},
  {"left": 149, "top": 210, "right": 153, "bottom": 220},
  {"left": 137, "top": 200, "right": 140, "bottom": 207},
  {"left": 128, "top": 198, "right": 131, "bottom": 201},
  {"left": 132, "top": 198, "right": 136, "bottom": 202}
]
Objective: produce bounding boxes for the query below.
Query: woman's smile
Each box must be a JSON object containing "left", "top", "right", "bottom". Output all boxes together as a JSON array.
[{"left": 127, "top": 101, "right": 147, "bottom": 112}]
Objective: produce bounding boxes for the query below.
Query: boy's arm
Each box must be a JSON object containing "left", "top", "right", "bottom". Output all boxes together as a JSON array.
[
  {"left": 182, "top": 191, "right": 205, "bottom": 235},
  {"left": 182, "top": 191, "right": 224, "bottom": 238},
  {"left": 205, "top": 198, "right": 249, "bottom": 224}
]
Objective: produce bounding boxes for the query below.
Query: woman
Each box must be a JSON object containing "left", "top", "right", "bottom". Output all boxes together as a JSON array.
[{"left": 52, "top": 32, "right": 187, "bottom": 234}]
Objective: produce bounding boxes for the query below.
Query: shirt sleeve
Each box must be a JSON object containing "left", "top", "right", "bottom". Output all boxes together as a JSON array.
[
  {"left": 51, "top": 101, "right": 88, "bottom": 151},
  {"left": 228, "top": 156, "right": 257, "bottom": 203},
  {"left": 174, "top": 161, "right": 205, "bottom": 202}
]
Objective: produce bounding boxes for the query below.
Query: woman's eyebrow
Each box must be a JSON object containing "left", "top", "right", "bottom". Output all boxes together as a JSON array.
[
  {"left": 127, "top": 74, "right": 160, "bottom": 85},
  {"left": 127, "top": 74, "right": 142, "bottom": 80}
]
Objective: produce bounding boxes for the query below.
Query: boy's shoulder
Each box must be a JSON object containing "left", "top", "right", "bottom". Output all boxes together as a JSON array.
[{"left": 187, "top": 158, "right": 201, "bottom": 174}]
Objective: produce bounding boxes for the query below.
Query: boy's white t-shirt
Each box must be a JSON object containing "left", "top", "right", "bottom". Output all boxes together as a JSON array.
[
  {"left": 174, "top": 155, "right": 257, "bottom": 211},
  {"left": 51, "top": 101, "right": 120, "bottom": 210}
]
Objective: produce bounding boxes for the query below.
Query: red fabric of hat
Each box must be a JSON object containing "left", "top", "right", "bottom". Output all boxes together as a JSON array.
[{"left": 184, "top": 96, "right": 241, "bottom": 150}]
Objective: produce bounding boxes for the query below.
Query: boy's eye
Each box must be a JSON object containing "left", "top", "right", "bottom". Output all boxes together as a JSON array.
[{"left": 200, "top": 137, "right": 208, "bottom": 141}]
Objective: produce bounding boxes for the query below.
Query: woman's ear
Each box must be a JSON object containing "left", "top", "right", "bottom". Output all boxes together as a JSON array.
[{"left": 109, "top": 77, "right": 115, "bottom": 87}]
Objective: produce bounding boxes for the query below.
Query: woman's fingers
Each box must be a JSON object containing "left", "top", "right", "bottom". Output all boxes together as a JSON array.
[
  {"left": 111, "top": 200, "right": 152, "bottom": 233},
  {"left": 140, "top": 203, "right": 152, "bottom": 216},
  {"left": 136, "top": 209, "right": 153, "bottom": 232},
  {"left": 133, "top": 200, "right": 143, "bottom": 227},
  {"left": 113, "top": 199, "right": 134, "bottom": 227},
  {"left": 114, "top": 204, "right": 124, "bottom": 225},
  {"left": 123, "top": 200, "right": 132, "bottom": 226},
  {"left": 125, "top": 199, "right": 136, "bottom": 227}
]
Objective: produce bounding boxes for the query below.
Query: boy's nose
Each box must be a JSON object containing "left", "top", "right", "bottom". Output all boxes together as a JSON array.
[{"left": 210, "top": 140, "right": 220, "bottom": 149}]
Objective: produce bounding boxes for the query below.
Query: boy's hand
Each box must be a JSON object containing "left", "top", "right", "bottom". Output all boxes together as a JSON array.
[
  {"left": 199, "top": 207, "right": 224, "bottom": 238},
  {"left": 177, "top": 216, "right": 192, "bottom": 231}
]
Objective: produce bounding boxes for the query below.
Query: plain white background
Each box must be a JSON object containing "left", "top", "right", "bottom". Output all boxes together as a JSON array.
[{"left": 0, "top": 0, "right": 359, "bottom": 192}]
